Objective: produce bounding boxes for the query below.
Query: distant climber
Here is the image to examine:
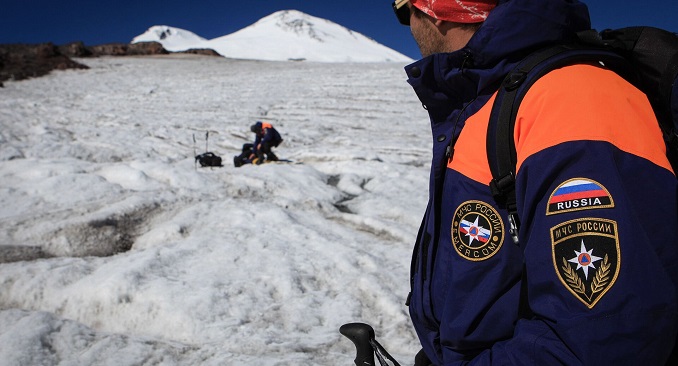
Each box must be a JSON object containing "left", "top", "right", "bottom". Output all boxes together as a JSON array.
[
  {"left": 249, "top": 121, "right": 283, "bottom": 164},
  {"left": 233, "top": 121, "right": 283, "bottom": 167}
]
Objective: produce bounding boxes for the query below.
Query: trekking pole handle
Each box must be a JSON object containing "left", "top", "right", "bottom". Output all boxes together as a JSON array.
[{"left": 340, "top": 322, "right": 376, "bottom": 366}]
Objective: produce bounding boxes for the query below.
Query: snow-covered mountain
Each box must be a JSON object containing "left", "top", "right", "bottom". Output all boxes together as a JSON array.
[
  {"left": 131, "top": 26, "right": 209, "bottom": 53},
  {"left": 131, "top": 10, "right": 413, "bottom": 63}
]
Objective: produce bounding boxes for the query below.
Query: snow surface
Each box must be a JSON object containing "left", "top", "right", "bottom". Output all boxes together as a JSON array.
[
  {"left": 0, "top": 54, "right": 432, "bottom": 365},
  {"left": 132, "top": 10, "right": 414, "bottom": 63}
]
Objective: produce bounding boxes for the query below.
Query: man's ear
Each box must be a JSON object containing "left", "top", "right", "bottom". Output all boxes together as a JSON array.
[
  {"left": 434, "top": 19, "right": 453, "bottom": 34},
  {"left": 436, "top": 19, "right": 468, "bottom": 38}
]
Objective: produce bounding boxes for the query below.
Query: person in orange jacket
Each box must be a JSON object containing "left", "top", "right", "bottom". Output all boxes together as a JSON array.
[
  {"left": 249, "top": 121, "right": 283, "bottom": 164},
  {"left": 393, "top": 0, "right": 678, "bottom": 364}
]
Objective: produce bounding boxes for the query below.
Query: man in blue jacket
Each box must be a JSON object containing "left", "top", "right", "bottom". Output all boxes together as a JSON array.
[
  {"left": 393, "top": 0, "right": 678, "bottom": 364},
  {"left": 250, "top": 121, "right": 283, "bottom": 164}
]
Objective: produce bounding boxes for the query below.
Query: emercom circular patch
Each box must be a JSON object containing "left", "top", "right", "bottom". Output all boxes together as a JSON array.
[{"left": 451, "top": 200, "right": 505, "bottom": 261}]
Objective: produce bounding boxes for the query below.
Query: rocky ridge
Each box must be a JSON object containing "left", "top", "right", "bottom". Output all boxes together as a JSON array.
[{"left": 0, "top": 41, "right": 219, "bottom": 86}]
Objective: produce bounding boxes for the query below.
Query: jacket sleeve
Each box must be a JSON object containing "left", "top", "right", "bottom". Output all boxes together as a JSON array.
[{"left": 467, "top": 65, "right": 678, "bottom": 364}]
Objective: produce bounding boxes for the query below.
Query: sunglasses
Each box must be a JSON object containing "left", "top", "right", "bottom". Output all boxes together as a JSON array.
[{"left": 392, "top": 0, "right": 410, "bottom": 26}]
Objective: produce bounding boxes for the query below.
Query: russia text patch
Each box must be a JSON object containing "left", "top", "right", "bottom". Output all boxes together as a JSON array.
[
  {"left": 551, "top": 218, "right": 620, "bottom": 309},
  {"left": 451, "top": 200, "right": 504, "bottom": 261},
  {"left": 547, "top": 178, "right": 614, "bottom": 215}
]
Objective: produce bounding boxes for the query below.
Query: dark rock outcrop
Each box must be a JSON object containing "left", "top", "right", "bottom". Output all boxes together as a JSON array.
[
  {"left": 179, "top": 48, "right": 221, "bottom": 57},
  {"left": 0, "top": 41, "right": 221, "bottom": 84},
  {"left": 88, "top": 42, "right": 169, "bottom": 56},
  {"left": 0, "top": 42, "right": 89, "bottom": 83},
  {"left": 58, "top": 41, "right": 93, "bottom": 57}
]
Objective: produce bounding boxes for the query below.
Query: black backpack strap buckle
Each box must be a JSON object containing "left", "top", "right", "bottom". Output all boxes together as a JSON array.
[{"left": 490, "top": 172, "right": 521, "bottom": 246}]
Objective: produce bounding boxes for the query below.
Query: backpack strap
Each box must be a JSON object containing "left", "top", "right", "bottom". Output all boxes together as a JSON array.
[{"left": 487, "top": 43, "right": 633, "bottom": 246}]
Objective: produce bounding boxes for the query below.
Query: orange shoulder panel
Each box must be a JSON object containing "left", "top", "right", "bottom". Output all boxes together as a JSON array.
[
  {"left": 447, "top": 95, "right": 496, "bottom": 185},
  {"left": 514, "top": 64, "right": 673, "bottom": 174},
  {"left": 449, "top": 64, "right": 673, "bottom": 185}
]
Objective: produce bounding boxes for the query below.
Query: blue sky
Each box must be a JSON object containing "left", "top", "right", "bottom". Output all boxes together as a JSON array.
[{"left": 1, "top": 0, "right": 676, "bottom": 60}]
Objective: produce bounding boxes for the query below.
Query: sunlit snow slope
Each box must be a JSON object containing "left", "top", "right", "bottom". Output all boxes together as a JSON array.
[{"left": 0, "top": 54, "right": 429, "bottom": 365}]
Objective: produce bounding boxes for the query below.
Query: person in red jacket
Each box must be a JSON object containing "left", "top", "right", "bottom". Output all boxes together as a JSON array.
[{"left": 393, "top": 0, "right": 678, "bottom": 364}]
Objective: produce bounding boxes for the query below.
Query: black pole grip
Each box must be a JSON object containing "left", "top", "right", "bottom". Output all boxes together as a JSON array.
[{"left": 340, "top": 322, "right": 376, "bottom": 366}]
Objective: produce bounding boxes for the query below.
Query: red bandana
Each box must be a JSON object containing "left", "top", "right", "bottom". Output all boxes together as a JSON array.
[{"left": 410, "top": 0, "right": 498, "bottom": 23}]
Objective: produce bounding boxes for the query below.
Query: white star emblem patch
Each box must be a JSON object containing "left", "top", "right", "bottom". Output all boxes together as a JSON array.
[{"left": 567, "top": 240, "right": 604, "bottom": 279}]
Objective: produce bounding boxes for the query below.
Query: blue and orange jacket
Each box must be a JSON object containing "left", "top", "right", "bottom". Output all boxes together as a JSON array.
[
  {"left": 405, "top": 0, "right": 678, "bottom": 364},
  {"left": 253, "top": 121, "right": 282, "bottom": 150}
]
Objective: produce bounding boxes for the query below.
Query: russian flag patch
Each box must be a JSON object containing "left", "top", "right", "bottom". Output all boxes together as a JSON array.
[{"left": 547, "top": 178, "right": 614, "bottom": 215}]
